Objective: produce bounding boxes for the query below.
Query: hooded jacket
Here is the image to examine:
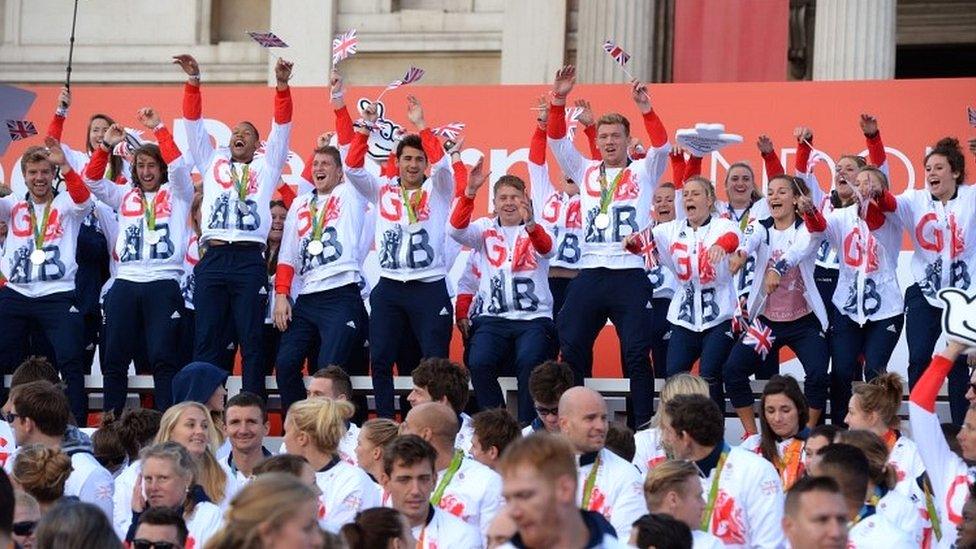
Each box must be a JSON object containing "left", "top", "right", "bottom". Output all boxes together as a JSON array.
[{"left": 171, "top": 361, "right": 228, "bottom": 405}]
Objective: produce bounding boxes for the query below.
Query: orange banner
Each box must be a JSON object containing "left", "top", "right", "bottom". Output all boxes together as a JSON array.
[{"left": 3, "top": 79, "right": 974, "bottom": 376}]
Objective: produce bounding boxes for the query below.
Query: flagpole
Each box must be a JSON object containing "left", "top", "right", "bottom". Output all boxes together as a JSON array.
[{"left": 65, "top": 0, "right": 79, "bottom": 89}]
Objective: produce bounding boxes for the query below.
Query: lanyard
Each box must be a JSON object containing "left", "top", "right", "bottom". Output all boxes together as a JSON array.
[
  {"left": 777, "top": 438, "right": 805, "bottom": 490},
  {"left": 141, "top": 191, "right": 157, "bottom": 231},
  {"left": 700, "top": 445, "right": 730, "bottom": 532},
  {"left": 727, "top": 203, "right": 752, "bottom": 232},
  {"left": 308, "top": 195, "right": 329, "bottom": 240},
  {"left": 430, "top": 449, "right": 464, "bottom": 506},
  {"left": 230, "top": 163, "right": 250, "bottom": 202},
  {"left": 921, "top": 474, "right": 942, "bottom": 541},
  {"left": 851, "top": 487, "right": 881, "bottom": 527},
  {"left": 882, "top": 429, "right": 897, "bottom": 451},
  {"left": 28, "top": 200, "right": 53, "bottom": 250},
  {"left": 401, "top": 185, "right": 423, "bottom": 224},
  {"left": 580, "top": 453, "right": 602, "bottom": 510},
  {"left": 597, "top": 163, "right": 626, "bottom": 214}
]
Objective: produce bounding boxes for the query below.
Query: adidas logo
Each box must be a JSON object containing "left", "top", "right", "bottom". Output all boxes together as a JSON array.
[
  {"left": 346, "top": 320, "right": 356, "bottom": 329},
  {"left": 439, "top": 307, "right": 449, "bottom": 316},
  {"left": 663, "top": 331, "right": 671, "bottom": 340},
  {"left": 724, "top": 331, "right": 734, "bottom": 339},
  {"left": 259, "top": 287, "right": 268, "bottom": 295},
  {"left": 68, "top": 305, "right": 79, "bottom": 313},
  {"left": 886, "top": 324, "right": 897, "bottom": 333},
  {"left": 171, "top": 311, "right": 182, "bottom": 320},
  {"left": 645, "top": 301, "right": 652, "bottom": 309}
]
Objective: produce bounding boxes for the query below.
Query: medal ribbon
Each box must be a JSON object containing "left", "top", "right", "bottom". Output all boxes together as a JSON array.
[
  {"left": 28, "top": 200, "right": 53, "bottom": 250},
  {"left": 700, "top": 444, "right": 730, "bottom": 532},
  {"left": 308, "top": 195, "right": 328, "bottom": 241},
  {"left": 401, "top": 186, "right": 423, "bottom": 224},
  {"left": 430, "top": 449, "right": 464, "bottom": 506},
  {"left": 921, "top": 474, "right": 942, "bottom": 541},
  {"left": 230, "top": 163, "right": 251, "bottom": 205},
  {"left": 141, "top": 191, "right": 157, "bottom": 232},
  {"left": 882, "top": 429, "right": 897, "bottom": 451},
  {"left": 597, "top": 163, "right": 626, "bottom": 215},
  {"left": 580, "top": 453, "right": 602, "bottom": 510},
  {"left": 777, "top": 438, "right": 805, "bottom": 490}
]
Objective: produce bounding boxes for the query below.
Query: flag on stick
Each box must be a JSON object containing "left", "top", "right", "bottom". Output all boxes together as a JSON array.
[
  {"left": 6, "top": 120, "right": 36, "bottom": 141},
  {"left": 968, "top": 106, "right": 976, "bottom": 128},
  {"left": 248, "top": 31, "right": 288, "bottom": 48},
  {"left": 742, "top": 317, "right": 776, "bottom": 359},
  {"left": 602, "top": 39, "right": 635, "bottom": 80},
  {"left": 377, "top": 66, "right": 426, "bottom": 101},
  {"left": 332, "top": 29, "right": 358, "bottom": 65},
  {"left": 432, "top": 122, "right": 465, "bottom": 141}
]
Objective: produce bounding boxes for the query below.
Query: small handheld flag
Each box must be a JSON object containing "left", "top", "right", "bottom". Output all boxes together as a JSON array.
[
  {"left": 565, "top": 106, "right": 583, "bottom": 141},
  {"left": 247, "top": 31, "right": 288, "bottom": 59},
  {"left": 432, "top": 122, "right": 465, "bottom": 141},
  {"left": 603, "top": 39, "right": 635, "bottom": 80},
  {"left": 376, "top": 66, "right": 426, "bottom": 101},
  {"left": 6, "top": 120, "right": 37, "bottom": 141},
  {"left": 742, "top": 317, "right": 776, "bottom": 359},
  {"left": 968, "top": 106, "right": 976, "bottom": 128},
  {"left": 332, "top": 29, "right": 358, "bottom": 65}
]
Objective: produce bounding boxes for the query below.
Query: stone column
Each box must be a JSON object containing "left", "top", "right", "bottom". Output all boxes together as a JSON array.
[
  {"left": 575, "top": 0, "right": 657, "bottom": 84},
  {"left": 500, "top": 0, "right": 567, "bottom": 84},
  {"left": 269, "top": 0, "right": 337, "bottom": 86},
  {"left": 812, "top": 0, "right": 896, "bottom": 80}
]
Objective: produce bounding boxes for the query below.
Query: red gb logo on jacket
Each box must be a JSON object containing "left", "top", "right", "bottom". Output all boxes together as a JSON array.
[
  {"left": 842, "top": 227, "right": 880, "bottom": 273},
  {"left": 511, "top": 235, "right": 539, "bottom": 272},
  {"left": 698, "top": 242, "right": 717, "bottom": 283},
  {"left": 582, "top": 166, "right": 636, "bottom": 200},
  {"left": 915, "top": 212, "right": 967, "bottom": 259},
  {"left": 586, "top": 486, "right": 610, "bottom": 519},
  {"left": 120, "top": 189, "right": 172, "bottom": 219},
  {"left": 710, "top": 491, "right": 746, "bottom": 545},
  {"left": 566, "top": 199, "right": 582, "bottom": 229},
  {"left": 542, "top": 193, "right": 563, "bottom": 224},
  {"left": 437, "top": 494, "right": 467, "bottom": 522},
  {"left": 298, "top": 196, "right": 342, "bottom": 235},
  {"left": 10, "top": 204, "right": 63, "bottom": 240},
  {"left": 379, "top": 185, "right": 429, "bottom": 223}
]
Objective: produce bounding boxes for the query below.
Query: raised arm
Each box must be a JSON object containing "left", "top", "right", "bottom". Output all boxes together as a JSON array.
[
  {"left": 172, "top": 54, "right": 214, "bottom": 172},
  {"left": 137, "top": 107, "right": 195, "bottom": 202},
  {"left": 859, "top": 114, "right": 887, "bottom": 174},
  {"left": 45, "top": 137, "right": 90, "bottom": 207},
  {"left": 792, "top": 126, "right": 826, "bottom": 207},
  {"left": 528, "top": 96, "right": 557, "bottom": 217},
  {"left": 575, "top": 98, "right": 601, "bottom": 160},
  {"left": 757, "top": 135, "right": 785, "bottom": 178},
  {"left": 448, "top": 157, "right": 487, "bottom": 250},
  {"left": 265, "top": 58, "right": 295, "bottom": 178},
  {"left": 343, "top": 104, "right": 384, "bottom": 204},
  {"left": 546, "top": 66, "right": 586, "bottom": 184},
  {"left": 405, "top": 95, "right": 452, "bottom": 198},
  {"left": 631, "top": 80, "right": 671, "bottom": 190},
  {"left": 82, "top": 125, "right": 126, "bottom": 209},
  {"left": 46, "top": 86, "right": 70, "bottom": 141}
]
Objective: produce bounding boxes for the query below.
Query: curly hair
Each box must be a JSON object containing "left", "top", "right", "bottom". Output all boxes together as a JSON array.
[{"left": 12, "top": 444, "right": 73, "bottom": 504}]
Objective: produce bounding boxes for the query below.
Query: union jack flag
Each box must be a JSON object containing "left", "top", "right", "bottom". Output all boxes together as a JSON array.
[
  {"left": 603, "top": 39, "right": 631, "bottom": 67},
  {"left": 565, "top": 106, "right": 583, "bottom": 140},
  {"left": 332, "top": 29, "right": 358, "bottom": 65},
  {"left": 247, "top": 31, "right": 288, "bottom": 49},
  {"left": 968, "top": 106, "right": 976, "bottom": 128},
  {"left": 742, "top": 317, "right": 775, "bottom": 359},
  {"left": 386, "top": 66, "right": 425, "bottom": 91},
  {"left": 6, "top": 120, "right": 36, "bottom": 141},
  {"left": 432, "top": 122, "right": 465, "bottom": 140}
]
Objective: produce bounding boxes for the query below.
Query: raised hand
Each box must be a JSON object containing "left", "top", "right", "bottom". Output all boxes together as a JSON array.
[
  {"left": 57, "top": 86, "right": 71, "bottom": 110},
  {"left": 859, "top": 114, "right": 879, "bottom": 136},
  {"left": 274, "top": 294, "right": 292, "bottom": 331},
  {"left": 102, "top": 124, "right": 126, "bottom": 148},
  {"left": 317, "top": 131, "right": 335, "bottom": 149},
  {"left": 793, "top": 126, "right": 813, "bottom": 144},
  {"left": 796, "top": 194, "right": 816, "bottom": 215},
  {"left": 631, "top": 80, "right": 651, "bottom": 113},
  {"left": 756, "top": 135, "right": 774, "bottom": 156},
  {"left": 136, "top": 107, "right": 161, "bottom": 129},
  {"left": 406, "top": 95, "right": 425, "bottom": 129},
  {"left": 519, "top": 196, "right": 535, "bottom": 228},
  {"left": 44, "top": 137, "right": 69, "bottom": 168},
  {"left": 535, "top": 95, "right": 549, "bottom": 127},
  {"left": 465, "top": 156, "right": 489, "bottom": 198},
  {"left": 552, "top": 65, "right": 576, "bottom": 102},
  {"left": 330, "top": 69, "right": 344, "bottom": 96},
  {"left": 172, "top": 54, "right": 200, "bottom": 77},
  {"left": 131, "top": 475, "right": 146, "bottom": 513},
  {"left": 446, "top": 136, "right": 464, "bottom": 157},
  {"left": 575, "top": 98, "right": 594, "bottom": 126},
  {"left": 275, "top": 58, "right": 294, "bottom": 85}
]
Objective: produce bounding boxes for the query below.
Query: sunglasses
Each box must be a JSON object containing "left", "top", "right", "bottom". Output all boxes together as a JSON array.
[
  {"left": 12, "top": 521, "right": 37, "bottom": 536},
  {"left": 132, "top": 540, "right": 179, "bottom": 549},
  {"left": 535, "top": 406, "right": 559, "bottom": 418},
  {"left": 2, "top": 411, "right": 19, "bottom": 424}
]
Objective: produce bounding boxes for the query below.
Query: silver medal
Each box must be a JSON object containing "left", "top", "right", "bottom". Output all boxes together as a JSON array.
[
  {"left": 30, "top": 249, "right": 46, "bottom": 266},
  {"left": 407, "top": 222, "right": 421, "bottom": 232},
  {"left": 146, "top": 231, "right": 161, "bottom": 245},
  {"left": 237, "top": 201, "right": 250, "bottom": 215},
  {"left": 594, "top": 213, "right": 610, "bottom": 230},
  {"left": 307, "top": 239, "right": 324, "bottom": 256}
]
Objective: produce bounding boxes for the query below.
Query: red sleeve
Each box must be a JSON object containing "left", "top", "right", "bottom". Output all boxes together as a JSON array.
[
  {"left": 583, "top": 125, "right": 601, "bottom": 160},
  {"left": 450, "top": 193, "right": 475, "bottom": 229},
  {"left": 685, "top": 155, "right": 702, "bottom": 180},
  {"left": 910, "top": 354, "right": 954, "bottom": 413},
  {"left": 419, "top": 128, "right": 445, "bottom": 166},
  {"left": 183, "top": 82, "right": 202, "bottom": 121},
  {"left": 334, "top": 106, "right": 354, "bottom": 146},
  {"left": 762, "top": 150, "right": 785, "bottom": 177},
  {"left": 153, "top": 126, "right": 182, "bottom": 164},
  {"left": 714, "top": 232, "right": 739, "bottom": 254},
  {"left": 803, "top": 210, "right": 827, "bottom": 233},
  {"left": 64, "top": 169, "right": 91, "bottom": 204},
  {"left": 346, "top": 132, "right": 368, "bottom": 169},
  {"left": 865, "top": 131, "right": 886, "bottom": 167},
  {"left": 301, "top": 153, "right": 313, "bottom": 183},
  {"left": 275, "top": 264, "right": 295, "bottom": 296},
  {"left": 865, "top": 200, "right": 886, "bottom": 231},
  {"left": 453, "top": 161, "right": 468, "bottom": 198},
  {"left": 381, "top": 153, "right": 398, "bottom": 178},
  {"left": 547, "top": 103, "right": 567, "bottom": 139},
  {"left": 795, "top": 138, "right": 812, "bottom": 173},
  {"left": 47, "top": 113, "right": 65, "bottom": 141},
  {"left": 877, "top": 189, "right": 896, "bottom": 212},
  {"left": 526, "top": 223, "right": 553, "bottom": 254},
  {"left": 669, "top": 151, "right": 686, "bottom": 188},
  {"left": 274, "top": 88, "right": 292, "bottom": 125},
  {"left": 85, "top": 148, "right": 110, "bottom": 180},
  {"left": 529, "top": 127, "right": 547, "bottom": 165},
  {"left": 455, "top": 293, "right": 473, "bottom": 322},
  {"left": 641, "top": 110, "right": 668, "bottom": 148},
  {"left": 277, "top": 183, "right": 296, "bottom": 210}
]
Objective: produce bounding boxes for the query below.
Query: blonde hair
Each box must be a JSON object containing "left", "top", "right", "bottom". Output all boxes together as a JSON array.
[
  {"left": 724, "top": 162, "right": 762, "bottom": 203},
  {"left": 649, "top": 374, "right": 710, "bottom": 428},
  {"left": 852, "top": 373, "right": 903, "bottom": 428},
  {"left": 156, "top": 402, "right": 227, "bottom": 503},
  {"left": 12, "top": 445, "right": 73, "bottom": 504},
  {"left": 643, "top": 460, "right": 698, "bottom": 510},
  {"left": 683, "top": 176, "right": 718, "bottom": 214},
  {"left": 205, "top": 473, "right": 318, "bottom": 549},
  {"left": 287, "top": 398, "right": 354, "bottom": 455},
  {"left": 361, "top": 418, "right": 400, "bottom": 448},
  {"left": 835, "top": 430, "right": 898, "bottom": 491},
  {"left": 141, "top": 442, "right": 200, "bottom": 517},
  {"left": 497, "top": 432, "right": 577, "bottom": 485}
]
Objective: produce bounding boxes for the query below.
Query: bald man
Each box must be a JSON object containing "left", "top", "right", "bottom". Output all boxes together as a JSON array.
[
  {"left": 402, "top": 402, "right": 504, "bottom": 535},
  {"left": 558, "top": 387, "right": 646, "bottom": 536}
]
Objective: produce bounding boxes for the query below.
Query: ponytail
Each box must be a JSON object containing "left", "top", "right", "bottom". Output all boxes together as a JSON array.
[{"left": 852, "top": 373, "right": 903, "bottom": 428}]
